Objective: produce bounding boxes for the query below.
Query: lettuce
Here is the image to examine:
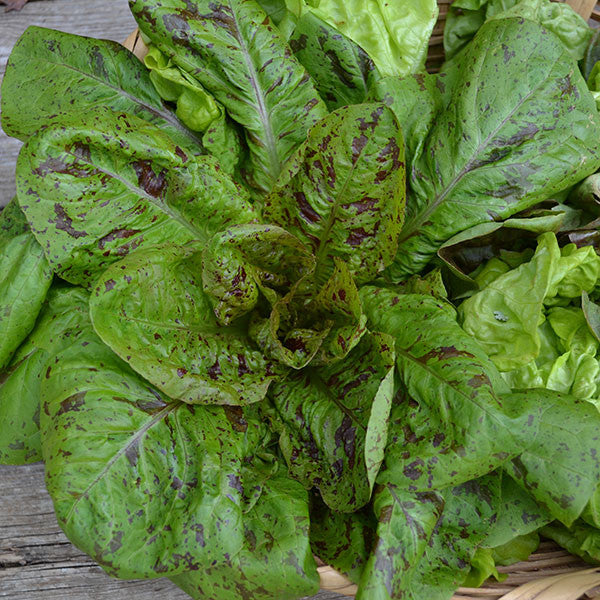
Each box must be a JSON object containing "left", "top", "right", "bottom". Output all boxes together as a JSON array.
[
  {"left": 460, "top": 233, "right": 600, "bottom": 405},
  {"left": 445, "top": 0, "right": 592, "bottom": 62},
  {"left": 3, "top": 3, "right": 600, "bottom": 600},
  {"left": 285, "top": 0, "right": 438, "bottom": 77}
]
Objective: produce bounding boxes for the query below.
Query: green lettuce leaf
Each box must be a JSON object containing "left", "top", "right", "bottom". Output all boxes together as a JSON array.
[
  {"left": 357, "top": 476, "right": 499, "bottom": 600},
  {"left": 541, "top": 520, "right": 600, "bottom": 564},
  {"left": 269, "top": 331, "right": 395, "bottom": 511},
  {"left": 130, "top": 0, "right": 328, "bottom": 193},
  {"left": 285, "top": 0, "right": 438, "bottom": 78},
  {"left": 0, "top": 286, "right": 88, "bottom": 464},
  {"left": 309, "top": 493, "right": 376, "bottom": 584},
  {"left": 360, "top": 288, "right": 528, "bottom": 492},
  {"left": 391, "top": 18, "right": 600, "bottom": 280},
  {"left": 505, "top": 389, "right": 600, "bottom": 526},
  {"left": 289, "top": 11, "right": 380, "bottom": 111},
  {"left": 90, "top": 243, "right": 279, "bottom": 405},
  {"left": 42, "top": 324, "right": 318, "bottom": 587},
  {"left": 1, "top": 26, "right": 203, "bottom": 151},
  {"left": 170, "top": 470, "right": 319, "bottom": 599},
  {"left": 0, "top": 198, "right": 53, "bottom": 369},
  {"left": 459, "top": 232, "right": 560, "bottom": 372},
  {"left": 16, "top": 110, "right": 255, "bottom": 287},
  {"left": 437, "top": 207, "right": 566, "bottom": 282},
  {"left": 263, "top": 103, "right": 405, "bottom": 286},
  {"left": 143, "top": 44, "right": 221, "bottom": 132},
  {"left": 367, "top": 74, "right": 442, "bottom": 182}
]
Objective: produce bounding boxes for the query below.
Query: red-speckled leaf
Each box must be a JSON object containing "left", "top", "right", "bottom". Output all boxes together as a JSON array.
[
  {"left": 41, "top": 326, "right": 317, "bottom": 586},
  {"left": 248, "top": 258, "right": 367, "bottom": 369},
  {"left": 270, "top": 330, "right": 395, "bottom": 512},
  {"left": 360, "top": 288, "right": 533, "bottom": 491},
  {"left": 391, "top": 18, "right": 600, "bottom": 280},
  {"left": 16, "top": 110, "right": 256, "bottom": 287},
  {"left": 505, "top": 389, "right": 600, "bottom": 526},
  {"left": 171, "top": 470, "right": 319, "bottom": 599},
  {"left": 263, "top": 103, "right": 405, "bottom": 285},
  {"left": 309, "top": 493, "right": 376, "bottom": 585},
  {"left": 357, "top": 476, "right": 500, "bottom": 600},
  {"left": 305, "top": 259, "right": 367, "bottom": 364},
  {"left": 0, "top": 285, "right": 88, "bottom": 465},
  {"left": 288, "top": 11, "right": 380, "bottom": 111},
  {"left": 90, "top": 243, "right": 279, "bottom": 405},
  {"left": 1, "top": 27, "right": 203, "bottom": 151},
  {"left": 130, "top": 0, "right": 328, "bottom": 193}
]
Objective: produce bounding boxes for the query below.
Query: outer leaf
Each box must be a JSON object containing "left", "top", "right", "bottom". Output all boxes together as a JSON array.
[
  {"left": 392, "top": 18, "right": 600, "bottom": 279},
  {"left": 482, "top": 473, "right": 552, "bottom": 549},
  {"left": 357, "top": 476, "right": 499, "bottom": 600},
  {"left": 289, "top": 11, "right": 379, "bottom": 111},
  {"left": 541, "top": 520, "right": 600, "bottom": 564},
  {"left": 309, "top": 493, "right": 376, "bottom": 584},
  {"left": 506, "top": 389, "right": 600, "bottom": 526},
  {"left": 270, "top": 331, "right": 395, "bottom": 511},
  {"left": 0, "top": 26, "right": 203, "bottom": 150},
  {"left": 367, "top": 74, "right": 442, "bottom": 179},
  {"left": 90, "top": 243, "right": 279, "bottom": 405},
  {"left": 171, "top": 471, "right": 319, "bottom": 599},
  {"left": 0, "top": 198, "right": 53, "bottom": 369},
  {"left": 361, "top": 288, "right": 528, "bottom": 491},
  {"left": 0, "top": 286, "right": 89, "bottom": 464},
  {"left": 130, "top": 0, "right": 328, "bottom": 193},
  {"left": 41, "top": 326, "right": 315, "bottom": 583},
  {"left": 16, "top": 110, "right": 255, "bottom": 286},
  {"left": 263, "top": 103, "right": 405, "bottom": 285}
]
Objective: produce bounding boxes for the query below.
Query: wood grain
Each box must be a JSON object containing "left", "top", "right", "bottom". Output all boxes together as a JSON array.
[{"left": 0, "top": 463, "right": 343, "bottom": 600}]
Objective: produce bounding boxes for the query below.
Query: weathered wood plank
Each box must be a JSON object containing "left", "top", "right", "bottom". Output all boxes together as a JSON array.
[
  {"left": 0, "top": 463, "right": 344, "bottom": 599},
  {"left": 0, "top": 0, "right": 137, "bottom": 207}
]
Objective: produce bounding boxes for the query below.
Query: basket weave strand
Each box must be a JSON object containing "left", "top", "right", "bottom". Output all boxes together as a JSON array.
[{"left": 122, "top": 1, "right": 600, "bottom": 597}]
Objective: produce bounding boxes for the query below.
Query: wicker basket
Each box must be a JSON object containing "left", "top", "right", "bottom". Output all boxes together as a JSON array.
[{"left": 123, "top": 2, "right": 600, "bottom": 598}]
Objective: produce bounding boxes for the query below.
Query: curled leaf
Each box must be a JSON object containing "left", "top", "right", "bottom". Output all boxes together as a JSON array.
[{"left": 90, "top": 244, "right": 280, "bottom": 405}]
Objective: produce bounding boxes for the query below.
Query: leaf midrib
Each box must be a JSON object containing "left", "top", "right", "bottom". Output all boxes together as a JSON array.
[
  {"left": 228, "top": 0, "right": 281, "bottom": 186},
  {"left": 61, "top": 147, "right": 201, "bottom": 242}
]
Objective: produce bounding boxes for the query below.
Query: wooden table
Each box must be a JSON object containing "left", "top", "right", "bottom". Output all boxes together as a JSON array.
[{"left": 0, "top": 2, "right": 343, "bottom": 598}]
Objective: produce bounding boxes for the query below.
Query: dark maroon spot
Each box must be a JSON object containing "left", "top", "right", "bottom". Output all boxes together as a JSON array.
[
  {"left": 50, "top": 204, "right": 87, "bottom": 238},
  {"left": 207, "top": 359, "right": 222, "bottom": 380},
  {"left": 132, "top": 160, "right": 167, "bottom": 198},
  {"left": 237, "top": 354, "right": 250, "bottom": 376},
  {"left": 346, "top": 228, "right": 369, "bottom": 247},
  {"left": 295, "top": 191, "right": 320, "bottom": 223}
]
